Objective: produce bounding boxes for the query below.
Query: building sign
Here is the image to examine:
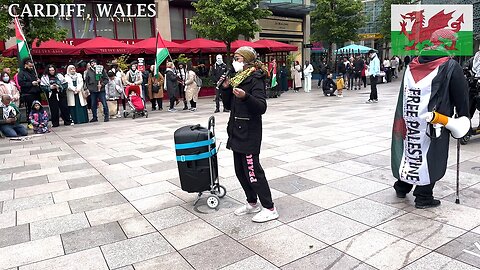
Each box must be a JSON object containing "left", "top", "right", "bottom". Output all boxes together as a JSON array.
[
  {"left": 359, "top": 33, "right": 383, "bottom": 39},
  {"left": 259, "top": 16, "right": 302, "bottom": 33}
]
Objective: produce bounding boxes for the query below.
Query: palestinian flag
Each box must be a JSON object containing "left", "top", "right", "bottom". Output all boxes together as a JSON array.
[
  {"left": 391, "top": 5, "right": 473, "bottom": 56},
  {"left": 271, "top": 63, "right": 278, "bottom": 88},
  {"left": 154, "top": 33, "right": 169, "bottom": 77},
  {"left": 391, "top": 57, "right": 453, "bottom": 186},
  {"left": 14, "top": 17, "right": 31, "bottom": 63}
]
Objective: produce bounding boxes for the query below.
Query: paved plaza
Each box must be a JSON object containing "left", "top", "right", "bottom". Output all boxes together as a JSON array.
[{"left": 1, "top": 79, "right": 480, "bottom": 270}]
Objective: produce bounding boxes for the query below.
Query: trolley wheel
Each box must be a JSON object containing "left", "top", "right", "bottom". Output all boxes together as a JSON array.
[
  {"left": 460, "top": 135, "right": 470, "bottom": 145},
  {"left": 206, "top": 195, "right": 220, "bottom": 209},
  {"left": 145, "top": 111, "right": 149, "bottom": 118},
  {"left": 123, "top": 111, "right": 128, "bottom": 118},
  {"left": 215, "top": 185, "right": 227, "bottom": 198},
  {"left": 132, "top": 113, "right": 136, "bottom": 119}
]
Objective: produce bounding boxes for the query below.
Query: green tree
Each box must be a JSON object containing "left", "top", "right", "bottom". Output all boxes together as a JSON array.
[
  {"left": 310, "top": 0, "right": 366, "bottom": 62},
  {"left": 191, "top": 0, "right": 271, "bottom": 63},
  {"left": 379, "top": 0, "right": 418, "bottom": 43},
  {"left": 0, "top": 1, "right": 71, "bottom": 49}
]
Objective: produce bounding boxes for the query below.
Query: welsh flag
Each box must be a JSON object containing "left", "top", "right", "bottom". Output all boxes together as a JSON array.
[
  {"left": 391, "top": 5, "right": 473, "bottom": 56},
  {"left": 14, "top": 17, "right": 31, "bottom": 63},
  {"left": 154, "top": 33, "right": 169, "bottom": 77},
  {"left": 271, "top": 63, "right": 278, "bottom": 88}
]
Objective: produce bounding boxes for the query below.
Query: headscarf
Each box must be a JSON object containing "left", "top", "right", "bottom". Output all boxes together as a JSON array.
[
  {"left": 66, "top": 65, "right": 78, "bottom": 81},
  {"left": 230, "top": 46, "right": 267, "bottom": 88}
]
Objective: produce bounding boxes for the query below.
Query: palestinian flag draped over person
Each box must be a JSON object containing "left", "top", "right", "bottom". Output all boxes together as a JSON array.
[
  {"left": 271, "top": 60, "right": 278, "bottom": 88},
  {"left": 14, "top": 17, "right": 31, "bottom": 64},
  {"left": 154, "top": 33, "right": 169, "bottom": 77},
  {"left": 391, "top": 5, "right": 473, "bottom": 56}
]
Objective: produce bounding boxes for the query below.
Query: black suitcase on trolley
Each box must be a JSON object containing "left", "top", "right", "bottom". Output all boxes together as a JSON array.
[{"left": 174, "top": 123, "right": 218, "bottom": 193}]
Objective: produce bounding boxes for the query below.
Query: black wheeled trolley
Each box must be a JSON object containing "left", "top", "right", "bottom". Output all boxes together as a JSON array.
[{"left": 174, "top": 116, "right": 226, "bottom": 209}]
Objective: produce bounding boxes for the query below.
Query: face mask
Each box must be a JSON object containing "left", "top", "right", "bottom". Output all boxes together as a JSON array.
[
  {"left": 2, "top": 77, "right": 9, "bottom": 83},
  {"left": 216, "top": 57, "right": 223, "bottom": 65},
  {"left": 232, "top": 61, "right": 244, "bottom": 72}
]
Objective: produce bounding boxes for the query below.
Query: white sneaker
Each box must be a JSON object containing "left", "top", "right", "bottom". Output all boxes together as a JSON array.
[
  {"left": 252, "top": 207, "right": 279, "bottom": 223},
  {"left": 337, "top": 95, "right": 343, "bottom": 98},
  {"left": 234, "top": 203, "right": 261, "bottom": 216}
]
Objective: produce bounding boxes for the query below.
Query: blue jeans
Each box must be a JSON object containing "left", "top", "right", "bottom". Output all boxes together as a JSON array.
[
  {"left": 0, "top": 123, "right": 28, "bottom": 137},
  {"left": 318, "top": 74, "right": 326, "bottom": 86},
  {"left": 90, "top": 91, "right": 108, "bottom": 121}
]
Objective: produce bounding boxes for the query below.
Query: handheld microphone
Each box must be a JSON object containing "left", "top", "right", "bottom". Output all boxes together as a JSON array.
[{"left": 216, "top": 70, "right": 231, "bottom": 89}]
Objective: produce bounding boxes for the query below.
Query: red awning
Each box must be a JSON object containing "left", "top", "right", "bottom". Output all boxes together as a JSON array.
[
  {"left": 182, "top": 38, "right": 225, "bottom": 53},
  {"left": 231, "top": 40, "right": 267, "bottom": 51},
  {"left": 131, "top": 37, "right": 188, "bottom": 54},
  {"left": 76, "top": 37, "right": 134, "bottom": 54},
  {"left": 2, "top": 39, "right": 80, "bottom": 57},
  {"left": 254, "top": 40, "right": 298, "bottom": 52}
]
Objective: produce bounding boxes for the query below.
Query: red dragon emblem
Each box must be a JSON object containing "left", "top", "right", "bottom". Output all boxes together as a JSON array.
[{"left": 400, "top": 9, "right": 464, "bottom": 50}]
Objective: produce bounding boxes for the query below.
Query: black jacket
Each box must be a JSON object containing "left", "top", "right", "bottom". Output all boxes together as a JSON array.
[
  {"left": 353, "top": 59, "right": 365, "bottom": 73},
  {"left": 210, "top": 63, "right": 228, "bottom": 83},
  {"left": 222, "top": 69, "right": 267, "bottom": 155},
  {"left": 84, "top": 67, "right": 108, "bottom": 92},
  {"left": 319, "top": 62, "right": 327, "bottom": 75},
  {"left": 322, "top": 78, "right": 337, "bottom": 91},
  {"left": 165, "top": 69, "right": 179, "bottom": 98},
  {"left": 18, "top": 68, "right": 41, "bottom": 95},
  {"left": 337, "top": 62, "right": 347, "bottom": 74}
]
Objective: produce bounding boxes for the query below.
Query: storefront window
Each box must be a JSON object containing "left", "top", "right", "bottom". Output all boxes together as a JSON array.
[
  {"left": 170, "top": 7, "right": 184, "bottom": 40},
  {"left": 116, "top": 18, "right": 134, "bottom": 39},
  {"left": 136, "top": 18, "right": 153, "bottom": 39},
  {"left": 96, "top": 17, "right": 115, "bottom": 39},
  {"left": 74, "top": 4, "right": 95, "bottom": 38},
  {"left": 57, "top": 18, "right": 73, "bottom": 38}
]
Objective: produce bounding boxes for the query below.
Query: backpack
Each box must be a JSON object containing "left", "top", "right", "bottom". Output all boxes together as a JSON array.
[{"left": 194, "top": 74, "right": 203, "bottom": 88}]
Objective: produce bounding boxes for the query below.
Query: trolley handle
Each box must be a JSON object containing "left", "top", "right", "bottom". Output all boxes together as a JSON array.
[{"left": 208, "top": 116, "right": 215, "bottom": 130}]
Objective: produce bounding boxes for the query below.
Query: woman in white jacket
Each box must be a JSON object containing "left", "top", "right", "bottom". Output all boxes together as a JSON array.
[
  {"left": 184, "top": 62, "right": 200, "bottom": 112},
  {"left": 65, "top": 65, "right": 88, "bottom": 124}
]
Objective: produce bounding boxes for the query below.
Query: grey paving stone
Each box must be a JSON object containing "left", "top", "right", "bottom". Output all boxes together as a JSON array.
[
  {"left": 103, "top": 155, "right": 140, "bottom": 165},
  {"left": 220, "top": 255, "right": 279, "bottom": 270},
  {"left": 61, "top": 222, "right": 127, "bottom": 254},
  {"left": 353, "top": 153, "right": 391, "bottom": 167},
  {"left": 30, "top": 147, "right": 61, "bottom": 155},
  {"left": 2, "top": 193, "right": 54, "bottom": 212},
  {"left": 86, "top": 203, "right": 140, "bottom": 226},
  {"left": 0, "top": 211, "right": 16, "bottom": 229},
  {"left": 71, "top": 132, "right": 108, "bottom": 138},
  {"left": 315, "top": 150, "right": 360, "bottom": 163},
  {"left": 19, "top": 247, "right": 109, "bottom": 270},
  {"left": 160, "top": 219, "right": 223, "bottom": 250},
  {"left": 0, "top": 235, "right": 64, "bottom": 270},
  {"left": 133, "top": 252, "right": 193, "bottom": 270},
  {"left": 131, "top": 193, "right": 184, "bottom": 214},
  {"left": 334, "top": 229, "right": 430, "bottom": 270},
  {"left": 101, "top": 232, "right": 174, "bottom": 269},
  {"left": 209, "top": 212, "right": 282, "bottom": 240},
  {"left": 444, "top": 183, "right": 480, "bottom": 210},
  {"left": 17, "top": 202, "right": 71, "bottom": 225},
  {"left": 142, "top": 161, "right": 177, "bottom": 173},
  {"left": 240, "top": 225, "right": 327, "bottom": 267},
  {"left": 0, "top": 149, "right": 11, "bottom": 155},
  {"left": 330, "top": 198, "right": 407, "bottom": 226},
  {"left": 0, "top": 164, "right": 41, "bottom": 174},
  {"left": 180, "top": 235, "right": 253, "bottom": 270},
  {"left": 68, "top": 191, "right": 128, "bottom": 213},
  {"left": 118, "top": 216, "right": 156, "bottom": 238},
  {"left": 436, "top": 232, "right": 480, "bottom": 267},
  {"left": 58, "top": 163, "right": 92, "bottom": 172},
  {"left": 271, "top": 195, "right": 323, "bottom": 223},
  {"left": 182, "top": 196, "right": 243, "bottom": 221},
  {"left": 0, "top": 224, "right": 30, "bottom": 248},
  {"left": 327, "top": 176, "right": 390, "bottom": 197},
  {"left": 145, "top": 206, "right": 198, "bottom": 231},
  {"left": 67, "top": 175, "right": 107, "bottom": 189},
  {"left": 58, "top": 153, "right": 81, "bottom": 161},
  {"left": 268, "top": 175, "right": 321, "bottom": 195},
  {"left": 281, "top": 247, "right": 377, "bottom": 270},
  {"left": 449, "top": 160, "right": 480, "bottom": 175},
  {"left": 293, "top": 185, "right": 358, "bottom": 209},
  {"left": 402, "top": 252, "right": 480, "bottom": 270},
  {"left": 30, "top": 213, "right": 90, "bottom": 240},
  {"left": 290, "top": 211, "right": 370, "bottom": 245},
  {"left": 0, "top": 175, "right": 48, "bottom": 191}
]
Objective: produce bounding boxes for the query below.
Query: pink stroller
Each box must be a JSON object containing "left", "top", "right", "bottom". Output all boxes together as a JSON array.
[{"left": 123, "top": 85, "right": 148, "bottom": 119}]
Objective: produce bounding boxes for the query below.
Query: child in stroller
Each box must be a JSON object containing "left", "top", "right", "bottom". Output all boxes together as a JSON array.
[{"left": 123, "top": 85, "right": 148, "bottom": 119}]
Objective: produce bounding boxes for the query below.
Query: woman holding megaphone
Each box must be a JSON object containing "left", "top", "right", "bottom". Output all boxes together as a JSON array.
[{"left": 391, "top": 34, "right": 470, "bottom": 209}]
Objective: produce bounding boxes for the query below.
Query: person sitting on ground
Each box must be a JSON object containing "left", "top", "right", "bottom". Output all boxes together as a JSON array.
[
  {"left": 336, "top": 73, "right": 345, "bottom": 98},
  {"left": 322, "top": 73, "right": 337, "bottom": 96},
  {"left": 0, "top": 95, "right": 27, "bottom": 137},
  {"left": 29, "top": 100, "right": 50, "bottom": 134}
]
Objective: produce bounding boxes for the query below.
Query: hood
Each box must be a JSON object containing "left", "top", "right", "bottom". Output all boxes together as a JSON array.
[{"left": 31, "top": 100, "right": 43, "bottom": 109}]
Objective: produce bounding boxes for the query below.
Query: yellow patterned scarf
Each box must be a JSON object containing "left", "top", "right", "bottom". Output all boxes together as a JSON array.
[{"left": 230, "top": 61, "right": 268, "bottom": 88}]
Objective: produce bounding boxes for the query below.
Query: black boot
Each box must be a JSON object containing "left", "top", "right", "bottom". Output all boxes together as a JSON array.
[
  {"left": 415, "top": 199, "right": 441, "bottom": 209},
  {"left": 183, "top": 101, "right": 188, "bottom": 110},
  {"left": 214, "top": 108, "right": 220, "bottom": 113}
]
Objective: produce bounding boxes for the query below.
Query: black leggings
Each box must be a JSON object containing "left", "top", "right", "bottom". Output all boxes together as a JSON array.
[
  {"left": 190, "top": 100, "right": 196, "bottom": 108},
  {"left": 48, "top": 92, "right": 71, "bottom": 126},
  {"left": 233, "top": 151, "right": 274, "bottom": 209},
  {"left": 151, "top": 98, "right": 162, "bottom": 109},
  {"left": 169, "top": 97, "right": 176, "bottom": 109}
]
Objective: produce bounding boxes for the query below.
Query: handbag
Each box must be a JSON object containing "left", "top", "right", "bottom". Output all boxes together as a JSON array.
[
  {"left": 152, "top": 83, "right": 160, "bottom": 93},
  {"left": 82, "top": 89, "right": 90, "bottom": 99}
]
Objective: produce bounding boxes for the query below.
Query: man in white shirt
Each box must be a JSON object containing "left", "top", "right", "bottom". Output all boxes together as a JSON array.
[{"left": 303, "top": 61, "right": 314, "bottom": 92}]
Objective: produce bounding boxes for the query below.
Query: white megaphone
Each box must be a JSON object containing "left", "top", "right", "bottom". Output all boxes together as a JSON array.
[{"left": 425, "top": 111, "right": 471, "bottom": 139}]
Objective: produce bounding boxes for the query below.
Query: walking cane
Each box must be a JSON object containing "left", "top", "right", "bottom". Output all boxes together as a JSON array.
[{"left": 455, "top": 137, "right": 461, "bottom": 204}]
